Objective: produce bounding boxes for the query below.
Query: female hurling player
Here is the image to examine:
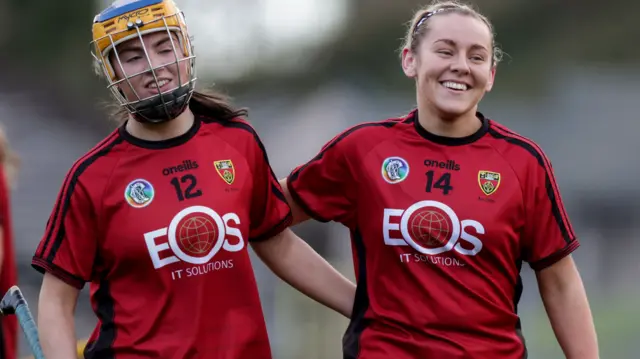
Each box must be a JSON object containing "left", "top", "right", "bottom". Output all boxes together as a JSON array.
[
  {"left": 32, "top": 1, "right": 355, "bottom": 358},
  {"left": 280, "top": 1, "right": 599, "bottom": 358}
]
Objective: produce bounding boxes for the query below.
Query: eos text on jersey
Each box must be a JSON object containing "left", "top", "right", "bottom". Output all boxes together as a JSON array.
[
  {"left": 144, "top": 205, "right": 244, "bottom": 280},
  {"left": 383, "top": 200, "right": 484, "bottom": 267}
]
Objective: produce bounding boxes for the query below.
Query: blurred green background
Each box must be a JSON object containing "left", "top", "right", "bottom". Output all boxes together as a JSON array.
[{"left": 2, "top": 0, "right": 639, "bottom": 358}]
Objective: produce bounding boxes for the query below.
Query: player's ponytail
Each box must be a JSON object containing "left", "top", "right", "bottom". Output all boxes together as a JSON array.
[
  {"left": 0, "top": 125, "right": 19, "bottom": 188},
  {"left": 188, "top": 89, "right": 248, "bottom": 121}
]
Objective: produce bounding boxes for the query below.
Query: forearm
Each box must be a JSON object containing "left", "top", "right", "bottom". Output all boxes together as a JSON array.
[
  {"left": 539, "top": 263, "right": 599, "bottom": 359},
  {"left": 253, "top": 229, "right": 355, "bottom": 318},
  {"left": 38, "top": 273, "right": 80, "bottom": 359},
  {"left": 38, "top": 302, "right": 78, "bottom": 359}
]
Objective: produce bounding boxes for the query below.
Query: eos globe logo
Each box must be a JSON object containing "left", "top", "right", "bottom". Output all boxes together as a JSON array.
[
  {"left": 144, "top": 205, "right": 244, "bottom": 270},
  {"left": 383, "top": 200, "right": 484, "bottom": 256}
]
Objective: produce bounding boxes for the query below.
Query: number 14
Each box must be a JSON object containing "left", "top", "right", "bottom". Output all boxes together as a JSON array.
[{"left": 425, "top": 170, "right": 453, "bottom": 195}]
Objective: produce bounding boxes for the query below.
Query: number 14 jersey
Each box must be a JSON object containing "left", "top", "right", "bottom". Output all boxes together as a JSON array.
[
  {"left": 287, "top": 109, "right": 578, "bottom": 359},
  {"left": 32, "top": 115, "right": 292, "bottom": 359}
]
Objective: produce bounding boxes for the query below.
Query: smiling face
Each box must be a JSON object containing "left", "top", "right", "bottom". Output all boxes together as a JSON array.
[
  {"left": 110, "top": 31, "right": 190, "bottom": 103},
  {"left": 402, "top": 12, "right": 496, "bottom": 120}
]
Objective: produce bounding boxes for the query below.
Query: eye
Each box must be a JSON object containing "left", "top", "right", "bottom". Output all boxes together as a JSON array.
[
  {"left": 470, "top": 55, "right": 485, "bottom": 62},
  {"left": 125, "top": 56, "right": 142, "bottom": 63},
  {"left": 437, "top": 50, "right": 453, "bottom": 56}
]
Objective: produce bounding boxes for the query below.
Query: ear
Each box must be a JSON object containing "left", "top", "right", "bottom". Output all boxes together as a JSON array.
[
  {"left": 401, "top": 47, "right": 417, "bottom": 78},
  {"left": 485, "top": 65, "right": 496, "bottom": 92}
]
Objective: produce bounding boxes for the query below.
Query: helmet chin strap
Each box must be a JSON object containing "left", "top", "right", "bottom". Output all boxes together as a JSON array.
[{"left": 126, "top": 84, "right": 194, "bottom": 124}]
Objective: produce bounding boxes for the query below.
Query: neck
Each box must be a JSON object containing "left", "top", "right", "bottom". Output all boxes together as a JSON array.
[
  {"left": 416, "top": 99, "right": 481, "bottom": 138},
  {"left": 125, "top": 108, "right": 195, "bottom": 142}
]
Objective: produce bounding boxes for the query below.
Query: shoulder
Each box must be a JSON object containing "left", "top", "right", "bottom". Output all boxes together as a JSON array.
[
  {"left": 200, "top": 115, "right": 258, "bottom": 137},
  {"left": 66, "top": 130, "right": 125, "bottom": 192},
  {"left": 198, "top": 116, "right": 271, "bottom": 166},
  {"left": 319, "top": 112, "right": 414, "bottom": 155},
  {"left": 486, "top": 118, "right": 551, "bottom": 170},
  {"left": 199, "top": 116, "right": 263, "bottom": 147}
]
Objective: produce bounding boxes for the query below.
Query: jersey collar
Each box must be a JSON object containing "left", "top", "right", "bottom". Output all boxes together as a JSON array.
[
  {"left": 119, "top": 116, "right": 201, "bottom": 149},
  {"left": 411, "top": 109, "right": 488, "bottom": 146}
]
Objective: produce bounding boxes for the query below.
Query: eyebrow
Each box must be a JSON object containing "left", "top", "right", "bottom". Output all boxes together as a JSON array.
[
  {"left": 434, "top": 39, "right": 488, "bottom": 52},
  {"left": 117, "top": 36, "right": 175, "bottom": 54}
]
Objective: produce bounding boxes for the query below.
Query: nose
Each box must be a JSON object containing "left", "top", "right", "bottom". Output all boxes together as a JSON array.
[
  {"left": 450, "top": 54, "right": 471, "bottom": 75},
  {"left": 146, "top": 51, "right": 167, "bottom": 73}
]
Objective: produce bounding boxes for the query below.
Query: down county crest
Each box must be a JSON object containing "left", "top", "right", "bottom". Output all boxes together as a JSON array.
[
  {"left": 214, "top": 160, "right": 235, "bottom": 185},
  {"left": 478, "top": 170, "right": 501, "bottom": 196}
]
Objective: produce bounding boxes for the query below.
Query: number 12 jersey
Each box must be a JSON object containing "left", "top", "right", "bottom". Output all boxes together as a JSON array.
[{"left": 32, "top": 115, "right": 292, "bottom": 359}]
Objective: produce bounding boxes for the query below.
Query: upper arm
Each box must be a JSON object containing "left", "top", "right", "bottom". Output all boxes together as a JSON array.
[
  {"left": 32, "top": 172, "right": 99, "bottom": 290},
  {"left": 535, "top": 255, "right": 579, "bottom": 290},
  {"left": 39, "top": 271, "right": 80, "bottom": 313},
  {"left": 278, "top": 178, "right": 310, "bottom": 226},
  {"left": 247, "top": 130, "right": 292, "bottom": 242},
  {"left": 286, "top": 132, "right": 357, "bottom": 226},
  {"left": 521, "top": 151, "right": 579, "bottom": 271}
]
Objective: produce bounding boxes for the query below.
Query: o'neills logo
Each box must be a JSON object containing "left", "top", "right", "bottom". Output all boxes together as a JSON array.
[
  {"left": 424, "top": 159, "right": 460, "bottom": 171},
  {"left": 162, "top": 160, "right": 199, "bottom": 176}
]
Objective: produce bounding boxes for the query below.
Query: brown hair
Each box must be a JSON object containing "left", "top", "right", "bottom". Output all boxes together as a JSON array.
[
  {"left": 0, "top": 126, "right": 19, "bottom": 188},
  {"left": 111, "top": 88, "right": 249, "bottom": 124},
  {"left": 401, "top": 0, "right": 503, "bottom": 66}
]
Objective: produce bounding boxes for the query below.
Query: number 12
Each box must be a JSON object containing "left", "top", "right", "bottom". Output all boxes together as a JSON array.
[{"left": 170, "top": 174, "right": 202, "bottom": 201}]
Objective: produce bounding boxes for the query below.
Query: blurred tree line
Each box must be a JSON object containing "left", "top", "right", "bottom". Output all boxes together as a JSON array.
[
  {"left": 0, "top": 1, "right": 104, "bottom": 127},
  {"left": 0, "top": 0, "right": 638, "bottom": 126}
]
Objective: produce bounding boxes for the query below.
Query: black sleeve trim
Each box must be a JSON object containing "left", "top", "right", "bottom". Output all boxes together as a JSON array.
[
  {"left": 530, "top": 240, "right": 580, "bottom": 271},
  {"left": 249, "top": 210, "right": 293, "bottom": 242},
  {"left": 31, "top": 256, "right": 86, "bottom": 290}
]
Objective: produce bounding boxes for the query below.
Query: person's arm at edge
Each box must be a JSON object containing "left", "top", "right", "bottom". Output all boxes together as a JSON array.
[
  {"left": 251, "top": 178, "right": 355, "bottom": 318},
  {"left": 38, "top": 272, "right": 80, "bottom": 359},
  {"left": 537, "top": 255, "right": 599, "bottom": 359}
]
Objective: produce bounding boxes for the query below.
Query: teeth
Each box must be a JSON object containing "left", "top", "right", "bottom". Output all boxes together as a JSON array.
[
  {"left": 442, "top": 81, "right": 468, "bottom": 91},
  {"left": 149, "top": 79, "right": 169, "bottom": 89}
]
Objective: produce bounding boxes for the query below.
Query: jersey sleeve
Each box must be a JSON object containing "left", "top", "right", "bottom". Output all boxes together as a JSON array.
[
  {"left": 522, "top": 154, "right": 579, "bottom": 271},
  {"left": 248, "top": 134, "right": 292, "bottom": 242},
  {"left": 287, "top": 131, "right": 357, "bottom": 225},
  {"left": 32, "top": 172, "right": 98, "bottom": 289}
]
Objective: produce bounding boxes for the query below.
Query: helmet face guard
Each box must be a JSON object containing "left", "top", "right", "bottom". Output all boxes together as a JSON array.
[{"left": 91, "top": 0, "right": 197, "bottom": 123}]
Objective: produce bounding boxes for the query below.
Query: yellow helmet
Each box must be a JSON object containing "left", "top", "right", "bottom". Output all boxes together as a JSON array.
[{"left": 90, "top": 0, "right": 197, "bottom": 123}]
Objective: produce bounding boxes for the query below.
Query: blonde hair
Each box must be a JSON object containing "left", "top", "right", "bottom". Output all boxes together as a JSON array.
[
  {"left": 0, "top": 126, "right": 19, "bottom": 188},
  {"left": 401, "top": 0, "right": 503, "bottom": 66}
]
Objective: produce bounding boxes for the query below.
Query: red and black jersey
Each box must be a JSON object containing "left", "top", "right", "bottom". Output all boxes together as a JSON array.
[
  {"left": 288, "top": 109, "right": 578, "bottom": 359},
  {"left": 32, "top": 114, "right": 292, "bottom": 359},
  {"left": 0, "top": 169, "right": 18, "bottom": 359}
]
